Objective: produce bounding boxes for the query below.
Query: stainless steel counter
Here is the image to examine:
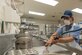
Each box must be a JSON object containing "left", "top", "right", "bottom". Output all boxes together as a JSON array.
[
  {"left": 2, "top": 34, "right": 82, "bottom": 55},
  {"left": 0, "top": 34, "right": 16, "bottom": 55}
]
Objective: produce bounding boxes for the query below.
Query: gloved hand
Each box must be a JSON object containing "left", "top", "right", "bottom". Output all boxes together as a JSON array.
[
  {"left": 45, "top": 39, "right": 54, "bottom": 47},
  {"left": 45, "top": 39, "right": 58, "bottom": 47}
]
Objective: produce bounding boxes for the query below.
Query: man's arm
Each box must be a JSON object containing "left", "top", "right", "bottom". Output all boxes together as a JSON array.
[
  {"left": 45, "top": 26, "right": 63, "bottom": 47},
  {"left": 45, "top": 32, "right": 58, "bottom": 46},
  {"left": 49, "top": 32, "right": 58, "bottom": 41},
  {"left": 56, "top": 36, "right": 74, "bottom": 43}
]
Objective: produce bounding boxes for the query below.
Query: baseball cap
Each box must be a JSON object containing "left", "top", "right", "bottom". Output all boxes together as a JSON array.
[{"left": 61, "top": 10, "right": 73, "bottom": 19}]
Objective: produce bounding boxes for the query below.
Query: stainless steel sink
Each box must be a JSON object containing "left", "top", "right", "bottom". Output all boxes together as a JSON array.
[
  {"left": 3, "top": 35, "right": 82, "bottom": 55},
  {"left": 32, "top": 36, "right": 82, "bottom": 55}
]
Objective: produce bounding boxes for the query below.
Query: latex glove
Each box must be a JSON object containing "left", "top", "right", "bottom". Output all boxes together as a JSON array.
[{"left": 45, "top": 39, "right": 54, "bottom": 47}]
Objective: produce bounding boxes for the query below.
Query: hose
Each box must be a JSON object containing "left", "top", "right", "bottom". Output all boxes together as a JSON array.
[{"left": 61, "top": 28, "right": 82, "bottom": 35}]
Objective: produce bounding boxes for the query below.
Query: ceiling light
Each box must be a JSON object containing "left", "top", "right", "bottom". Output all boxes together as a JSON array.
[
  {"left": 72, "top": 8, "right": 82, "bottom": 14},
  {"left": 34, "top": 0, "right": 59, "bottom": 6},
  {"left": 29, "top": 11, "right": 45, "bottom": 16}
]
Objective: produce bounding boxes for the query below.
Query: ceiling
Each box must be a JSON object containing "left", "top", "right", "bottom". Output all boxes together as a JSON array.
[{"left": 15, "top": 0, "right": 82, "bottom": 23}]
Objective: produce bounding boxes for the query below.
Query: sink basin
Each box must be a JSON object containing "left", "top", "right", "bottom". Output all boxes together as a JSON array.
[
  {"left": 31, "top": 46, "right": 72, "bottom": 55},
  {"left": 4, "top": 36, "right": 82, "bottom": 55}
]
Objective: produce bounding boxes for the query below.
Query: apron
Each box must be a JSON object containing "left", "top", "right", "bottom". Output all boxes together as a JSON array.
[{"left": 60, "top": 23, "right": 82, "bottom": 55}]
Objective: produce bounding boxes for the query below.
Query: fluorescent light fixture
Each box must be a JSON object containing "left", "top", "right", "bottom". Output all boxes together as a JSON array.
[
  {"left": 72, "top": 8, "right": 82, "bottom": 14},
  {"left": 34, "top": 0, "right": 59, "bottom": 6},
  {"left": 29, "top": 11, "right": 45, "bottom": 16}
]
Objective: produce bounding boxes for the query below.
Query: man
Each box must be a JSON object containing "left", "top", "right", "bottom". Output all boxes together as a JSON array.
[{"left": 45, "top": 10, "right": 82, "bottom": 54}]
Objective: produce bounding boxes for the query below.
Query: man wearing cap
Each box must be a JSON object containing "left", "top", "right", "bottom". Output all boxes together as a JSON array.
[{"left": 45, "top": 10, "right": 82, "bottom": 54}]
